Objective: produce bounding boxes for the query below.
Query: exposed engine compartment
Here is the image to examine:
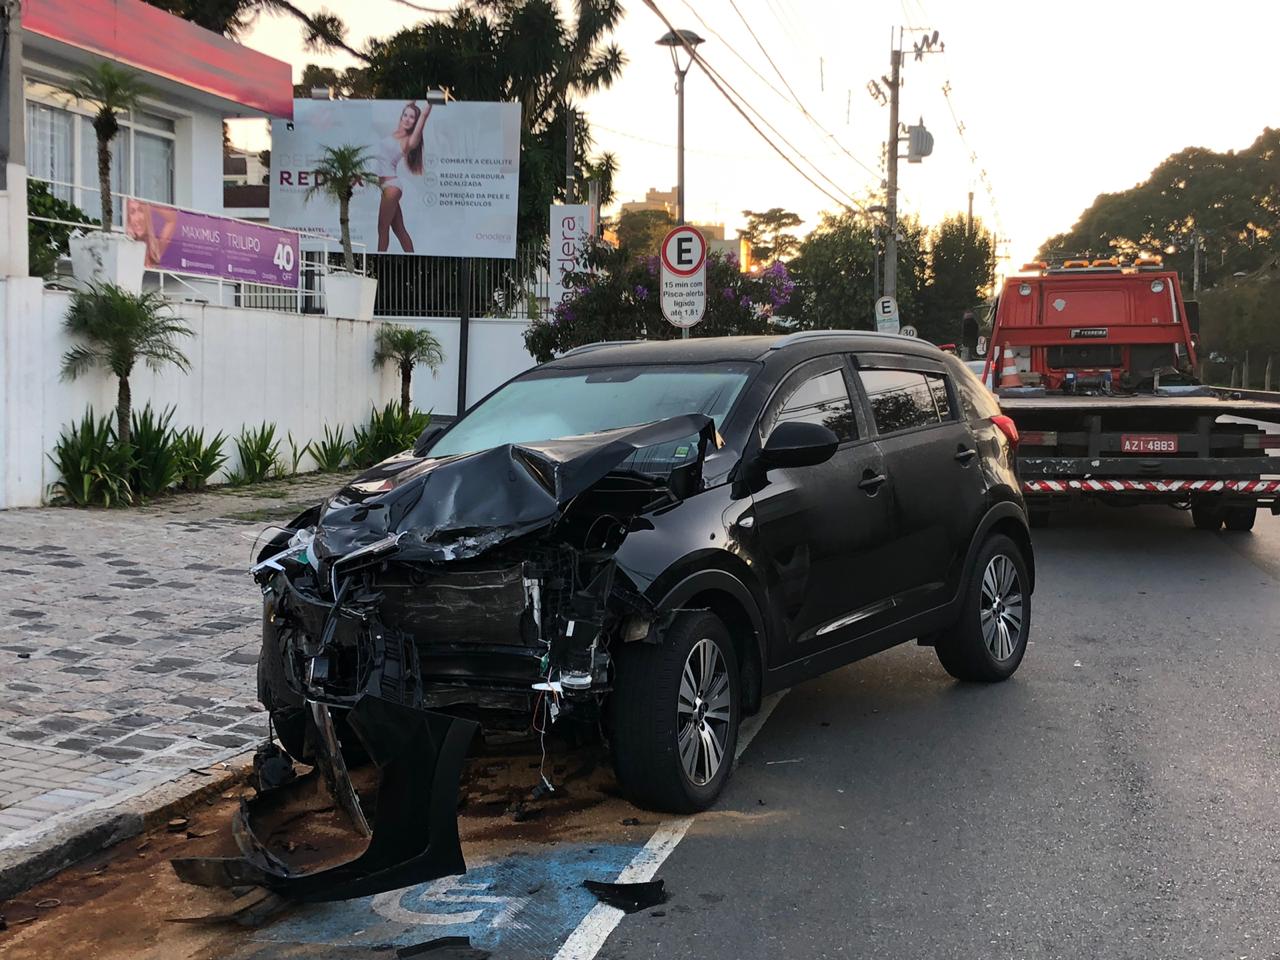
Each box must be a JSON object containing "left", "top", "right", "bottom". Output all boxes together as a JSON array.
[{"left": 253, "top": 415, "right": 716, "bottom": 734}]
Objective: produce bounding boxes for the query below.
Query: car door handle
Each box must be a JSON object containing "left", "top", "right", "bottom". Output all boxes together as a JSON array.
[
  {"left": 954, "top": 447, "right": 977, "bottom": 463},
  {"left": 858, "top": 472, "right": 887, "bottom": 492}
]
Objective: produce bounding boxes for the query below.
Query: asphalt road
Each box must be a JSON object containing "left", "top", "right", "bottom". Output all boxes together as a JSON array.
[{"left": 600, "top": 504, "right": 1280, "bottom": 960}]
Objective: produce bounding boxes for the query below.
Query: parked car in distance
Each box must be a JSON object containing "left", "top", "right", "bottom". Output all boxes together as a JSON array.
[{"left": 256, "top": 332, "right": 1034, "bottom": 814}]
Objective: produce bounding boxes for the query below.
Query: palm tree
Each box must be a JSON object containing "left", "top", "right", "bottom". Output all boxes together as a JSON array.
[
  {"left": 373, "top": 324, "right": 445, "bottom": 418},
  {"left": 61, "top": 284, "right": 193, "bottom": 445},
  {"left": 305, "top": 145, "right": 378, "bottom": 272},
  {"left": 65, "top": 63, "right": 152, "bottom": 228}
]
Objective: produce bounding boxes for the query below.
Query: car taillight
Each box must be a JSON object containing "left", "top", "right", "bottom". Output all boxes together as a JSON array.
[{"left": 992, "top": 414, "right": 1019, "bottom": 446}]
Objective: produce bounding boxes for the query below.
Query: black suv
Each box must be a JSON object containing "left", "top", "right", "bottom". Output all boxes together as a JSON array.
[{"left": 256, "top": 332, "right": 1033, "bottom": 814}]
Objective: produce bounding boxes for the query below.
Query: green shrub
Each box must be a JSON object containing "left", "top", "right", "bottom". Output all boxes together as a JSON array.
[
  {"left": 129, "top": 403, "right": 179, "bottom": 498},
  {"left": 284, "top": 431, "right": 309, "bottom": 477},
  {"left": 173, "top": 427, "right": 228, "bottom": 491},
  {"left": 351, "top": 403, "right": 430, "bottom": 468},
  {"left": 306, "top": 425, "right": 351, "bottom": 472},
  {"left": 28, "top": 180, "right": 97, "bottom": 278},
  {"left": 47, "top": 410, "right": 133, "bottom": 507},
  {"left": 229, "top": 422, "right": 281, "bottom": 485}
]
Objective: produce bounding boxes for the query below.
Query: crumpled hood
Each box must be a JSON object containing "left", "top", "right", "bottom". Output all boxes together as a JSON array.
[{"left": 311, "top": 414, "right": 715, "bottom": 564}]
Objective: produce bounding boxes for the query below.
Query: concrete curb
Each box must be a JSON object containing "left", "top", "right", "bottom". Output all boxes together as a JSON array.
[{"left": 0, "top": 754, "right": 253, "bottom": 901}]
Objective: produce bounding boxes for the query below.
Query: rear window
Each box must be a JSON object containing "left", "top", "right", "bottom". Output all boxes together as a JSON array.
[{"left": 860, "top": 369, "right": 948, "bottom": 434}]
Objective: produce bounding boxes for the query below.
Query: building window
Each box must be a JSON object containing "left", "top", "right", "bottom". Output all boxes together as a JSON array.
[{"left": 23, "top": 79, "right": 176, "bottom": 223}]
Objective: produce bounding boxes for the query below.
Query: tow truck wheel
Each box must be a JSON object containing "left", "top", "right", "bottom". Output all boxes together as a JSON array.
[
  {"left": 935, "top": 534, "right": 1031, "bottom": 683},
  {"left": 610, "top": 611, "right": 741, "bottom": 813},
  {"left": 1224, "top": 506, "right": 1257, "bottom": 532},
  {"left": 1192, "top": 504, "right": 1223, "bottom": 531}
]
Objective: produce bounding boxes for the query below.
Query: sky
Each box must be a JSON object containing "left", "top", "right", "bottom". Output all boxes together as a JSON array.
[{"left": 232, "top": 0, "right": 1280, "bottom": 270}]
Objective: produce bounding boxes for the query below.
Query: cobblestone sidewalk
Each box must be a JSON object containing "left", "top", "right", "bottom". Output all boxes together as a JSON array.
[{"left": 0, "top": 474, "right": 347, "bottom": 855}]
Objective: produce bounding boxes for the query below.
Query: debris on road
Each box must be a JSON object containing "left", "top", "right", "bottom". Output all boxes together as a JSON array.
[
  {"left": 582, "top": 878, "right": 669, "bottom": 913},
  {"left": 171, "top": 700, "right": 477, "bottom": 903}
]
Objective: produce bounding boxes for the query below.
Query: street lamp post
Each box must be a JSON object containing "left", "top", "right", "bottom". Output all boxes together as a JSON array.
[{"left": 656, "top": 29, "right": 704, "bottom": 226}]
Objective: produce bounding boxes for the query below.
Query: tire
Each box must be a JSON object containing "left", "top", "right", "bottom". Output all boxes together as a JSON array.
[
  {"left": 1224, "top": 506, "right": 1257, "bottom": 532},
  {"left": 935, "top": 534, "right": 1031, "bottom": 683},
  {"left": 610, "top": 611, "right": 741, "bottom": 813},
  {"left": 1192, "top": 504, "right": 1223, "bottom": 531}
]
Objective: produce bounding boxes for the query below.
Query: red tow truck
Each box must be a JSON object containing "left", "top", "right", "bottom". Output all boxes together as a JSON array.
[{"left": 981, "top": 258, "right": 1280, "bottom": 529}]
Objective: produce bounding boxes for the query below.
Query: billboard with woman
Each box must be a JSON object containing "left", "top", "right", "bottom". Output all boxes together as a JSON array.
[{"left": 270, "top": 99, "right": 522, "bottom": 259}]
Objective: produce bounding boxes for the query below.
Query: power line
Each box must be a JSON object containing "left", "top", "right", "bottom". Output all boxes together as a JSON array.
[
  {"left": 697, "top": 53, "right": 872, "bottom": 213},
  {"left": 940, "top": 79, "right": 1006, "bottom": 240},
  {"left": 673, "top": 0, "right": 879, "bottom": 183},
  {"left": 721, "top": 0, "right": 883, "bottom": 183},
  {"left": 642, "top": 0, "right": 864, "bottom": 214}
]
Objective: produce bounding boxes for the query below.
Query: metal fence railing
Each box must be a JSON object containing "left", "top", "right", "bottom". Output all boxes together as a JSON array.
[{"left": 372, "top": 243, "right": 550, "bottom": 320}]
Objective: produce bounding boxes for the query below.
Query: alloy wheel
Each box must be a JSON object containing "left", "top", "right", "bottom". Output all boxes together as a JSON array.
[
  {"left": 676, "top": 637, "right": 732, "bottom": 785},
  {"left": 980, "top": 554, "right": 1023, "bottom": 661}
]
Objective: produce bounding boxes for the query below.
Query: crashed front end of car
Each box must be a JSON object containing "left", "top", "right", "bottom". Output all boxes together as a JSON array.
[
  {"left": 255, "top": 413, "right": 715, "bottom": 734},
  {"left": 171, "top": 415, "right": 716, "bottom": 904}
]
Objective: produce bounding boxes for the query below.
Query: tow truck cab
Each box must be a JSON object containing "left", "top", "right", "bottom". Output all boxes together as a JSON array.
[{"left": 982, "top": 259, "right": 1198, "bottom": 392}]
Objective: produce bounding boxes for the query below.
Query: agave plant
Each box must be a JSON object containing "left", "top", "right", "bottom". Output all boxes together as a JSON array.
[{"left": 48, "top": 410, "right": 134, "bottom": 507}]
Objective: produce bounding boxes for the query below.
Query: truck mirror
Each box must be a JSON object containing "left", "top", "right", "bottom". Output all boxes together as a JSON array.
[
  {"left": 976, "top": 335, "right": 988, "bottom": 357},
  {"left": 1183, "top": 300, "right": 1201, "bottom": 334}
]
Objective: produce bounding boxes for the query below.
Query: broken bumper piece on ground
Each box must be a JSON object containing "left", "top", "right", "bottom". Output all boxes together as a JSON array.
[{"left": 171, "top": 696, "right": 477, "bottom": 903}]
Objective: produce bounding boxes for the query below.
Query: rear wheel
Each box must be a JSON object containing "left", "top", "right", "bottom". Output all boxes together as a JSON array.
[
  {"left": 610, "top": 611, "right": 741, "bottom": 813},
  {"left": 1224, "top": 505, "right": 1257, "bottom": 532},
  {"left": 935, "top": 534, "right": 1030, "bottom": 682},
  {"left": 1192, "top": 503, "right": 1223, "bottom": 531}
]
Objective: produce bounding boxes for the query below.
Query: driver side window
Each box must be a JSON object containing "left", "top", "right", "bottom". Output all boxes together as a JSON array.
[{"left": 763, "top": 366, "right": 858, "bottom": 443}]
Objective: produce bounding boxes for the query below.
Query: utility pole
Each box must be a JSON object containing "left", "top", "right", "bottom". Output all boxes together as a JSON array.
[
  {"left": 884, "top": 35, "right": 901, "bottom": 301},
  {"left": 656, "top": 29, "right": 704, "bottom": 227},
  {"left": 967, "top": 191, "right": 974, "bottom": 235},
  {"left": 1192, "top": 231, "right": 1201, "bottom": 296}
]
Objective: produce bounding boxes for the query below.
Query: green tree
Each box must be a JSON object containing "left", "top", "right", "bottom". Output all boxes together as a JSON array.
[
  {"left": 524, "top": 242, "right": 795, "bottom": 362},
  {"left": 615, "top": 208, "right": 675, "bottom": 258},
  {"left": 1039, "top": 128, "right": 1280, "bottom": 288},
  {"left": 293, "top": 62, "right": 376, "bottom": 100},
  {"left": 61, "top": 284, "right": 193, "bottom": 446},
  {"left": 373, "top": 324, "right": 446, "bottom": 417},
  {"left": 1197, "top": 258, "right": 1280, "bottom": 386},
  {"left": 741, "top": 207, "right": 804, "bottom": 263},
  {"left": 64, "top": 63, "right": 151, "bottom": 228},
  {"left": 362, "top": 0, "right": 625, "bottom": 247},
  {"left": 304, "top": 145, "right": 379, "bottom": 272},
  {"left": 783, "top": 211, "right": 925, "bottom": 331},
  {"left": 921, "top": 214, "right": 994, "bottom": 344}
]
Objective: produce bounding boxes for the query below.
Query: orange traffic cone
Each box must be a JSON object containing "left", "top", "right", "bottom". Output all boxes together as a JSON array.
[{"left": 998, "top": 344, "right": 1022, "bottom": 388}]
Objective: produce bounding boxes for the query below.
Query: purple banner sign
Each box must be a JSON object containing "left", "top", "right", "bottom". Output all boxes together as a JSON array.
[{"left": 126, "top": 199, "right": 299, "bottom": 287}]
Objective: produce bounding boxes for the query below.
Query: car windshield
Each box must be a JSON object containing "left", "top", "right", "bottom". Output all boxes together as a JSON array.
[{"left": 428, "top": 362, "right": 754, "bottom": 458}]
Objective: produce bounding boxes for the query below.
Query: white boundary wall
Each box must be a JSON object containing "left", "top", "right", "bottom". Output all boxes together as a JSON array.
[
  {"left": 0, "top": 280, "right": 543, "bottom": 509},
  {"left": 0, "top": 279, "right": 403, "bottom": 508}
]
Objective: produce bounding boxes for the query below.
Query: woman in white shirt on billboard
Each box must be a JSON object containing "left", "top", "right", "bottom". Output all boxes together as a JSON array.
[{"left": 375, "top": 100, "right": 430, "bottom": 252}]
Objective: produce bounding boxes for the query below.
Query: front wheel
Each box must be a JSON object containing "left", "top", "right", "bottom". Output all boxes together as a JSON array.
[
  {"left": 610, "top": 611, "right": 741, "bottom": 813},
  {"left": 935, "top": 534, "right": 1031, "bottom": 682}
]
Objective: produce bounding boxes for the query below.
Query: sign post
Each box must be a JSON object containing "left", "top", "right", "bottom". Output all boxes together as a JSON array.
[
  {"left": 875, "top": 295, "right": 900, "bottom": 335},
  {"left": 659, "top": 225, "right": 707, "bottom": 337}
]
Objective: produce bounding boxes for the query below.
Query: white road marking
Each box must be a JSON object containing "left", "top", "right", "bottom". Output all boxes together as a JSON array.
[{"left": 553, "top": 690, "right": 788, "bottom": 960}]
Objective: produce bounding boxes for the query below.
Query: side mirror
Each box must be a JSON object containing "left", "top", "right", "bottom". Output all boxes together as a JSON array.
[
  {"left": 760, "top": 421, "right": 839, "bottom": 469},
  {"left": 413, "top": 424, "right": 444, "bottom": 457}
]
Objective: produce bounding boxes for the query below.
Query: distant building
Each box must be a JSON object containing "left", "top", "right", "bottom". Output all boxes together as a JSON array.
[
  {"left": 223, "top": 147, "right": 269, "bottom": 221},
  {"left": 617, "top": 185, "right": 727, "bottom": 247}
]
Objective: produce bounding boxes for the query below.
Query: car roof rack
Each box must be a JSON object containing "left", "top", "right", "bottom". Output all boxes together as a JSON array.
[
  {"left": 558, "top": 340, "right": 643, "bottom": 358},
  {"left": 768, "top": 329, "right": 912, "bottom": 350}
]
